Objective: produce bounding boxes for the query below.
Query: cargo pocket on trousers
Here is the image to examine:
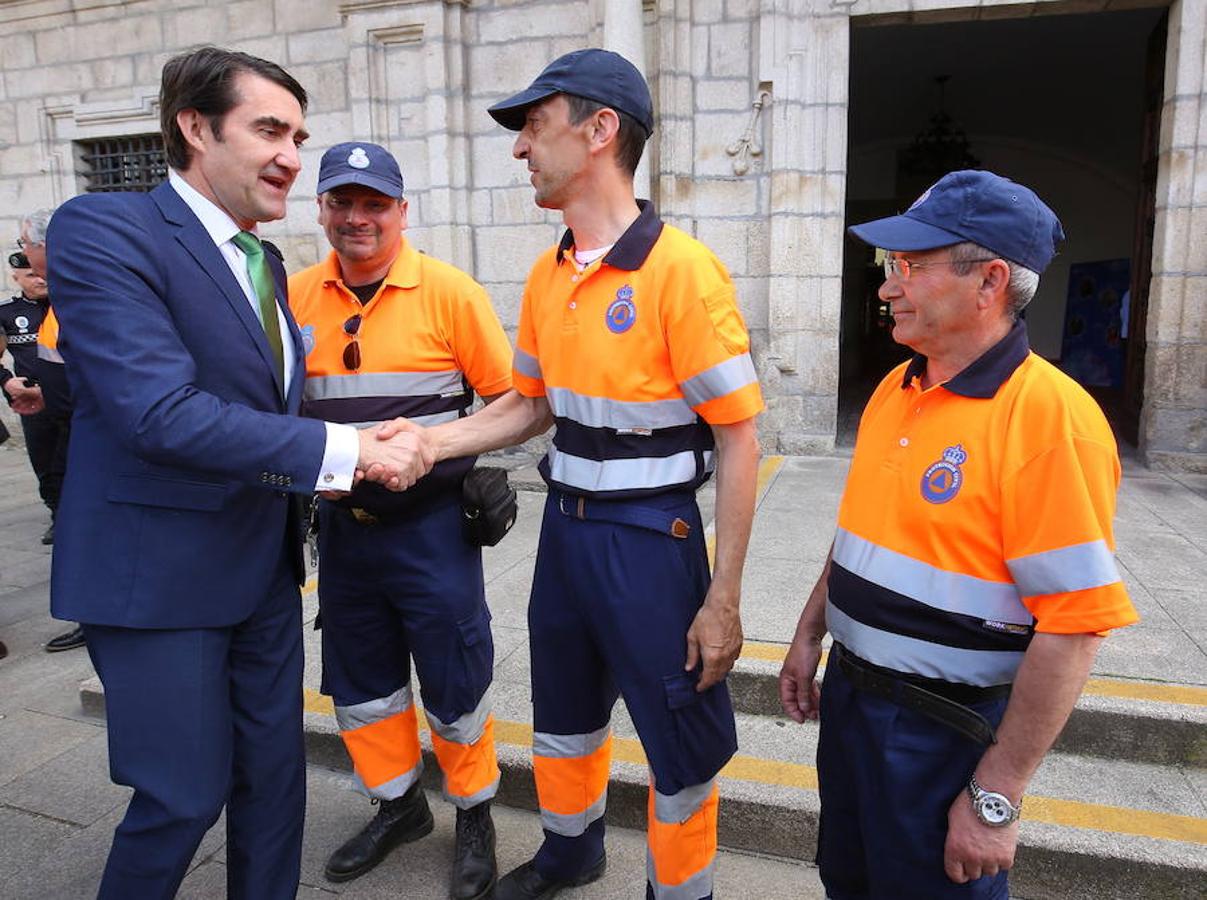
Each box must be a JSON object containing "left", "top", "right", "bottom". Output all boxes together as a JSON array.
[
  {"left": 448, "top": 606, "right": 494, "bottom": 719},
  {"left": 661, "top": 671, "right": 738, "bottom": 789}
]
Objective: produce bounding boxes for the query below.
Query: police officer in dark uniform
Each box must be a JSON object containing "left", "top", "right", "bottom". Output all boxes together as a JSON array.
[{"left": 1, "top": 251, "right": 69, "bottom": 546}]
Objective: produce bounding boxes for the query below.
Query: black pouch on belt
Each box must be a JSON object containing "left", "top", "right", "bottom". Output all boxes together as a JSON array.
[{"left": 461, "top": 466, "right": 518, "bottom": 547}]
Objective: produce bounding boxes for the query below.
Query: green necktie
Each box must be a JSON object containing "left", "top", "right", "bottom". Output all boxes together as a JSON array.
[{"left": 231, "top": 230, "right": 285, "bottom": 387}]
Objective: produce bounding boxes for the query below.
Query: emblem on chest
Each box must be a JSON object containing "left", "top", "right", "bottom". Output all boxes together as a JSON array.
[
  {"left": 606, "top": 284, "right": 636, "bottom": 334},
  {"left": 920, "top": 443, "right": 967, "bottom": 504}
]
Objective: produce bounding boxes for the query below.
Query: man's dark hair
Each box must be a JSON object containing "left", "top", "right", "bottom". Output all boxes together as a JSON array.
[
  {"left": 159, "top": 46, "right": 308, "bottom": 171},
  {"left": 564, "top": 94, "right": 648, "bottom": 178}
]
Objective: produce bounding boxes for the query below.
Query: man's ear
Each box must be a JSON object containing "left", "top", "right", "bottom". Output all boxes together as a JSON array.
[
  {"left": 587, "top": 107, "right": 621, "bottom": 155},
  {"left": 977, "top": 259, "right": 1011, "bottom": 312},
  {"left": 177, "top": 108, "right": 209, "bottom": 157}
]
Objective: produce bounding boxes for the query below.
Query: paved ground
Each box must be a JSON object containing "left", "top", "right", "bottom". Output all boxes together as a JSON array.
[{"left": 0, "top": 436, "right": 1203, "bottom": 898}]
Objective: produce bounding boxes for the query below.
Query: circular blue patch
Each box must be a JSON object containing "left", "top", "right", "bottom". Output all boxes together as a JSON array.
[
  {"left": 606, "top": 297, "right": 636, "bottom": 334},
  {"left": 920, "top": 461, "right": 962, "bottom": 504}
]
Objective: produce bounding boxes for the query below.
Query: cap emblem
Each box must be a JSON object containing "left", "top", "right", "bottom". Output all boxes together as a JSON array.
[
  {"left": 347, "top": 148, "right": 370, "bottom": 169},
  {"left": 908, "top": 185, "right": 934, "bottom": 211}
]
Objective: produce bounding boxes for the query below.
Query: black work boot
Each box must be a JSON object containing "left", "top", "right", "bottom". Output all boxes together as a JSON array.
[
  {"left": 493, "top": 853, "right": 606, "bottom": 900},
  {"left": 324, "top": 782, "right": 434, "bottom": 883},
  {"left": 450, "top": 801, "right": 497, "bottom": 899}
]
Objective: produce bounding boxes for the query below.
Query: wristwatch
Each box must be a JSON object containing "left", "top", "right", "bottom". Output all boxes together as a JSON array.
[{"left": 967, "top": 775, "right": 1021, "bottom": 827}]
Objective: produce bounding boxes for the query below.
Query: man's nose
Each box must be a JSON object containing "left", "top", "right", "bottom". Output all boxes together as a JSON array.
[
  {"left": 513, "top": 133, "right": 529, "bottom": 160},
  {"left": 277, "top": 141, "right": 302, "bottom": 175}
]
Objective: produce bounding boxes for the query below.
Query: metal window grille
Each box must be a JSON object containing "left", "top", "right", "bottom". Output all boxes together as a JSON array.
[{"left": 78, "top": 135, "right": 168, "bottom": 193}]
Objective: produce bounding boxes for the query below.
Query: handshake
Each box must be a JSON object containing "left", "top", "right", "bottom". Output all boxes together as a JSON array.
[{"left": 353, "top": 418, "right": 435, "bottom": 492}]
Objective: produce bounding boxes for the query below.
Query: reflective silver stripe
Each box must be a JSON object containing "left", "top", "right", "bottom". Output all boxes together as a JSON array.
[
  {"left": 647, "top": 848, "right": 716, "bottom": 900},
  {"left": 7, "top": 333, "right": 37, "bottom": 344},
  {"left": 36, "top": 344, "right": 63, "bottom": 364},
  {"left": 547, "top": 386, "right": 697, "bottom": 430},
  {"left": 1007, "top": 539, "right": 1121, "bottom": 597},
  {"left": 358, "top": 758, "right": 424, "bottom": 801},
  {"left": 653, "top": 777, "right": 715, "bottom": 824},
  {"left": 547, "top": 445, "right": 710, "bottom": 493},
  {"left": 834, "top": 527, "right": 1031, "bottom": 626},
  {"left": 514, "top": 347, "right": 542, "bottom": 380},
  {"left": 343, "top": 410, "right": 462, "bottom": 430},
  {"left": 334, "top": 684, "right": 414, "bottom": 731},
  {"left": 533, "top": 725, "right": 610, "bottom": 759},
  {"left": 445, "top": 774, "right": 500, "bottom": 810},
  {"left": 680, "top": 353, "right": 757, "bottom": 408},
  {"left": 426, "top": 686, "right": 493, "bottom": 745},
  {"left": 540, "top": 788, "right": 607, "bottom": 837},
  {"left": 827, "top": 600, "right": 1024, "bottom": 686},
  {"left": 304, "top": 370, "right": 465, "bottom": 401}
]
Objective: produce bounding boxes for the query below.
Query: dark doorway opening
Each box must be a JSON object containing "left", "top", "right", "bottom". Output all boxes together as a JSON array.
[{"left": 839, "top": 5, "right": 1168, "bottom": 446}]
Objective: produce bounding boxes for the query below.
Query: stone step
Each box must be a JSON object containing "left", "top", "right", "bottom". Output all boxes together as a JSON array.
[
  {"left": 79, "top": 677, "right": 1207, "bottom": 900},
  {"left": 730, "top": 642, "right": 1207, "bottom": 769}
]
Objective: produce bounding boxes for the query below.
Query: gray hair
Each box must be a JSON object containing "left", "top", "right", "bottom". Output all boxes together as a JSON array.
[
  {"left": 948, "top": 241, "right": 1040, "bottom": 319},
  {"left": 20, "top": 208, "right": 54, "bottom": 246}
]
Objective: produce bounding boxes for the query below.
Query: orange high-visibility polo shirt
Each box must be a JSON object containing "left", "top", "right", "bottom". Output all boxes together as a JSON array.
[
  {"left": 36, "top": 306, "right": 63, "bottom": 364},
  {"left": 512, "top": 201, "right": 763, "bottom": 499},
  {"left": 828, "top": 321, "right": 1138, "bottom": 687},
  {"left": 289, "top": 239, "right": 512, "bottom": 509}
]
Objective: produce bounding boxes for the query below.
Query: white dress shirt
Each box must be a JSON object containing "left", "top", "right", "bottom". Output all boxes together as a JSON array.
[{"left": 167, "top": 170, "right": 357, "bottom": 490}]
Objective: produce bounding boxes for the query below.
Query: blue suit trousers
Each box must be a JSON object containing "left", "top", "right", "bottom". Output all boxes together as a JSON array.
[{"left": 84, "top": 561, "right": 305, "bottom": 900}]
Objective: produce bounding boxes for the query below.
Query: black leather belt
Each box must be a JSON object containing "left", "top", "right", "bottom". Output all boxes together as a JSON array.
[{"left": 832, "top": 643, "right": 1008, "bottom": 747}]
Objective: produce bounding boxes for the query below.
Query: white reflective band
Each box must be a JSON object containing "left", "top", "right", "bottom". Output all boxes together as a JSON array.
[
  {"left": 646, "top": 848, "right": 716, "bottom": 900},
  {"left": 445, "top": 774, "right": 500, "bottom": 810},
  {"left": 547, "top": 386, "right": 698, "bottom": 431},
  {"left": 514, "top": 347, "right": 542, "bottom": 380},
  {"left": 1007, "top": 539, "right": 1122, "bottom": 597},
  {"left": 36, "top": 344, "right": 63, "bottom": 364},
  {"left": 834, "top": 527, "right": 1031, "bottom": 626},
  {"left": 334, "top": 683, "right": 414, "bottom": 731},
  {"left": 533, "top": 725, "right": 610, "bottom": 759},
  {"left": 358, "top": 758, "right": 423, "bottom": 801},
  {"left": 304, "top": 369, "right": 464, "bottom": 400},
  {"left": 547, "top": 445, "right": 709, "bottom": 493},
  {"left": 680, "top": 353, "right": 757, "bottom": 408},
  {"left": 653, "top": 777, "right": 715, "bottom": 824},
  {"left": 541, "top": 789, "right": 607, "bottom": 837},
  {"left": 343, "top": 410, "right": 462, "bottom": 430},
  {"left": 426, "top": 687, "right": 493, "bottom": 745},
  {"left": 827, "top": 601, "right": 1023, "bottom": 687}
]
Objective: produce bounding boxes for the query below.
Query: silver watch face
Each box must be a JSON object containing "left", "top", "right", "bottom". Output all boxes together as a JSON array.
[{"left": 976, "top": 793, "right": 1015, "bottom": 826}]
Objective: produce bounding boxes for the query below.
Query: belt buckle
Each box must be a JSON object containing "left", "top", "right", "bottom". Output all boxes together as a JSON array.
[
  {"left": 558, "top": 494, "right": 586, "bottom": 519},
  {"left": 349, "top": 507, "right": 378, "bottom": 526}
]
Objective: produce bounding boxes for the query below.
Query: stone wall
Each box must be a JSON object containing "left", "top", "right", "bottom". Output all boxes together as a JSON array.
[{"left": 1, "top": 0, "right": 1203, "bottom": 467}]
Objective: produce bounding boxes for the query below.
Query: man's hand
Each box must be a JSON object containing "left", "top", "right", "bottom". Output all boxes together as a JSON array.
[
  {"left": 944, "top": 789, "right": 1018, "bottom": 883},
  {"left": 355, "top": 423, "right": 434, "bottom": 491},
  {"left": 4, "top": 378, "right": 44, "bottom": 415},
  {"left": 778, "top": 632, "right": 823, "bottom": 723},
  {"left": 685, "top": 583, "right": 743, "bottom": 692}
]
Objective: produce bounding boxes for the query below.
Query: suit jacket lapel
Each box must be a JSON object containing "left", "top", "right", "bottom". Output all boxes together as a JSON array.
[
  {"left": 267, "top": 252, "right": 306, "bottom": 412},
  {"left": 150, "top": 184, "right": 285, "bottom": 403}
]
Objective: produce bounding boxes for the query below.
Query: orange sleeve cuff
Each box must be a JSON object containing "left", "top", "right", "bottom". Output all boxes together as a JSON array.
[
  {"left": 1025, "top": 581, "right": 1139, "bottom": 634},
  {"left": 693, "top": 382, "right": 765, "bottom": 425},
  {"left": 512, "top": 371, "right": 545, "bottom": 398}
]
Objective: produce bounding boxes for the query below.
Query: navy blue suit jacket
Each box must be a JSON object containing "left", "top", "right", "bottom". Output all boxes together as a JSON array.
[{"left": 46, "top": 183, "right": 327, "bottom": 628}]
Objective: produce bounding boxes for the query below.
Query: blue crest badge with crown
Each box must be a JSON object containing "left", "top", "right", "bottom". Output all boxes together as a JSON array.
[{"left": 920, "top": 443, "right": 967, "bottom": 504}]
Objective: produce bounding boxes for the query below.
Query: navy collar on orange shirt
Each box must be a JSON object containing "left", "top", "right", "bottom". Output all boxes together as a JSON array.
[
  {"left": 556, "top": 199, "right": 664, "bottom": 271},
  {"left": 901, "top": 319, "right": 1030, "bottom": 399}
]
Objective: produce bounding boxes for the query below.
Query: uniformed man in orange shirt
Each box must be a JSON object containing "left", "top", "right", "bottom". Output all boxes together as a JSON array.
[
  {"left": 289, "top": 142, "right": 512, "bottom": 899},
  {"left": 384, "top": 50, "right": 764, "bottom": 900},
  {"left": 778, "top": 170, "right": 1139, "bottom": 900}
]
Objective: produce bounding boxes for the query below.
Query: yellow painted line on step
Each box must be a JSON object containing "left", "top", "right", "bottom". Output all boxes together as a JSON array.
[
  {"left": 1081, "top": 676, "right": 1207, "bottom": 707},
  {"left": 708, "top": 455, "right": 784, "bottom": 566},
  {"left": 737, "top": 643, "right": 1206, "bottom": 709},
  {"left": 1024, "top": 796, "right": 1207, "bottom": 846},
  {"left": 302, "top": 688, "right": 1204, "bottom": 845}
]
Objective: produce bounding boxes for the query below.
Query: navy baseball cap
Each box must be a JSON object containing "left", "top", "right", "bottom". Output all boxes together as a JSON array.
[
  {"left": 488, "top": 48, "right": 654, "bottom": 137},
  {"left": 849, "top": 170, "right": 1065, "bottom": 274},
  {"left": 316, "top": 142, "right": 404, "bottom": 198}
]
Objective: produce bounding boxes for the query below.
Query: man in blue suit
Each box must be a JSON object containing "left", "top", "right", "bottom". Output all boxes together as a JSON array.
[{"left": 44, "top": 47, "right": 430, "bottom": 900}]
